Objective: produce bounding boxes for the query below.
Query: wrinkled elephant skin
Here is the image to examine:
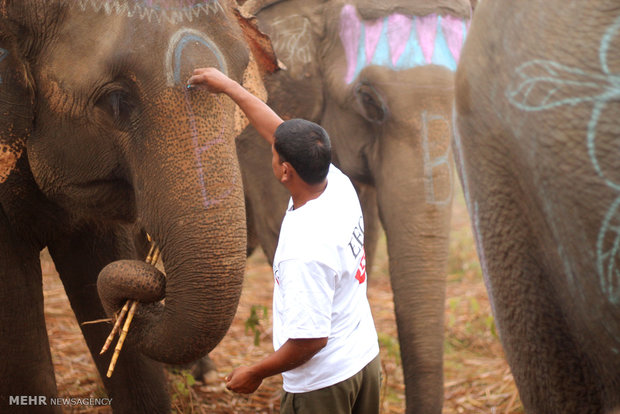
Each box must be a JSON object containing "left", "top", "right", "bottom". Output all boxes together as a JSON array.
[
  {"left": 237, "top": 0, "right": 471, "bottom": 412},
  {"left": 0, "top": 1, "right": 276, "bottom": 412},
  {"left": 454, "top": 1, "right": 620, "bottom": 413}
]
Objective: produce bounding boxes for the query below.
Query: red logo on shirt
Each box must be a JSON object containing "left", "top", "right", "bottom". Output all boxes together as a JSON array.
[{"left": 355, "top": 252, "right": 366, "bottom": 284}]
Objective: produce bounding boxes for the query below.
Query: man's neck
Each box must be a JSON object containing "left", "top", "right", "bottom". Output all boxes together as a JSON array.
[{"left": 289, "top": 180, "right": 328, "bottom": 210}]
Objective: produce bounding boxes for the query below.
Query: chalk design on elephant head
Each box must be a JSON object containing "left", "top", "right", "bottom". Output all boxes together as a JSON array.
[
  {"left": 421, "top": 111, "right": 453, "bottom": 206},
  {"left": 76, "top": 0, "right": 223, "bottom": 24},
  {"left": 269, "top": 15, "right": 313, "bottom": 68},
  {"left": 165, "top": 28, "right": 228, "bottom": 86},
  {"left": 506, "top": 15, "right": 620, "bottom": 303},
  {"left": 339, "top": 4, "right": 468, "bottom": 84},
  {"left": 167, "top": 28, "right": 234, "bottom": 209}
]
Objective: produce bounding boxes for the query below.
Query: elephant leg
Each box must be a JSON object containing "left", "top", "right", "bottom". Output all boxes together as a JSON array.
[
  {"left": 471, "top": 183, "right": 602, "bottom": 413},
  {"left": 190, "top": 355, "right": 218, "bottom": 383},
  {"left": 244, "top": 194, "right": 261, "bottom": 258},
  {"left": 47, "top": 225, "right": 170, "bottom": 414},
  {"left": 0, "top": 212, "right": 60, "bottom": 413},
  {"left": 172, "top": 354, "right": 218, "bottom": 384}
]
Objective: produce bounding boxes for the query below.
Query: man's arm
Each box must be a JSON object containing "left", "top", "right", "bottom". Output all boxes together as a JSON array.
[
  {"left": 187, "top": 67, "right": 282, "bottom": 145},
  {"left": 225, "top": 337, "right": 327, "bottom": 394}
]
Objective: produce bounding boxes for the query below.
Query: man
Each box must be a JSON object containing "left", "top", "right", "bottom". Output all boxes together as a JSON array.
[{"left": 187, "top": 67, "right": 380, "bottom": 414}]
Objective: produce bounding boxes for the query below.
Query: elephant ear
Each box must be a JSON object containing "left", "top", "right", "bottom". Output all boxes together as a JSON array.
[
  {"left": 240, "top": 0, "right": 326, "bottom": 122},
  {"left": 232, "top": 6, "right": 280, "bottom": 135},
  {"left": 0, "top": 15, "right": 34, "bottom": 185},
  {"left": 243, "top": 0, "right": 326, "bottom": 81},
  {"left": 234, "top": 6, "right": 280, "bottom": 76}
]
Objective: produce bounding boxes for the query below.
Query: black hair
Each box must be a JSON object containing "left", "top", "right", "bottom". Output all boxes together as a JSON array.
[{"left": 274, "top": 119, "right": 331, "bottom": 184}]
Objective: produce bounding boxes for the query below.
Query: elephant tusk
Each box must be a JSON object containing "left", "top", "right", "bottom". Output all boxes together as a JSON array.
[{"left": 101, "top": 236, "right": 160, "bottom": 377}]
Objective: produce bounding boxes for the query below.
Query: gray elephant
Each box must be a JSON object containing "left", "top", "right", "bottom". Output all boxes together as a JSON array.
[
  {"left": 236, "top": 0, "right": 471, "bottom": 412},
  {"left": 454, "top": 0, "right": 620, "bottom": 413},
  {"left": 0, "top": 0, "right": 277, "bottom": 412}
]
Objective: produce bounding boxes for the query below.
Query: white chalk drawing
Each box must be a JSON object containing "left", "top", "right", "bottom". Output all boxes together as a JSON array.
[
  {"left": 269, "top": 15, "right": 313, "bottom": 67},
  {"left": 0, "top": 48, "right": 7, "bottom": 84},
  {"left": 165, "top": 28, "right": 227, "bottom": 86},
  {"left": 507, "top": 15, "right": 620, "bottom": 303},
  {"left": 75, "top": 0, "right": 223, "bottom": 24},
  {"left": 421, "top": 111, "right": 453, "bottom": 206}
]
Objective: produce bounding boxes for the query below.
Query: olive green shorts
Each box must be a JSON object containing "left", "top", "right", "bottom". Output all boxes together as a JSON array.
[{"left": 280, "top": 354, "right": 381, "bottom": 414}]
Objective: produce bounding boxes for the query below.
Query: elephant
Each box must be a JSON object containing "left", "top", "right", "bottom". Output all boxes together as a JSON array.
[
  {"left": 454, "top": 0, "right": 620, "bottom": 413},
  {"left": 0, "top": 0, "right": 277, "bottom": 412},
  {"left": 235, "top": 0, "right": 471, "bottom": 412}
]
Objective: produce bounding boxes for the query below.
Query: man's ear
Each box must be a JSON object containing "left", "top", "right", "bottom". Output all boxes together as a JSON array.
[{"left": 281, "top": 162, "right": 294, "bottom": 183}]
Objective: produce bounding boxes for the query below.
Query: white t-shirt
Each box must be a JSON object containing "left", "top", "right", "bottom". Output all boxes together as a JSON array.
[{"left": 272, "top": 164, "right": 379, "bottom": 393}]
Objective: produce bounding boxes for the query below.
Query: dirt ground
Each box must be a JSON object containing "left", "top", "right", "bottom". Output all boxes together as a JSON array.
[{"left": 41, "top": 186, "right": 524, "bottom": 413}]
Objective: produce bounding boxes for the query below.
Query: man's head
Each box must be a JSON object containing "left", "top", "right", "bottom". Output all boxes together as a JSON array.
[{"left": 273, "top": 119, "right": 331, "bottom": 184}]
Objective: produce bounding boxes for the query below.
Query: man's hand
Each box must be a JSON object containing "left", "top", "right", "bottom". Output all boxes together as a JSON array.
[
  {"left": 187, "top": 67, "right": 237, "bottom": 94},
  {"left": 187, "top": 66, "right": 282, "bottom": 145},
  {"left": 225, "top": 366, "right": 263, "bottom": 394}
]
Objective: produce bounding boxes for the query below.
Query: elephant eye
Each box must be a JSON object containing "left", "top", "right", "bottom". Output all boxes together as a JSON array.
[
  {"left": 95, "top": 87, "right": 136, "bottom": 131},
  {"left": 354, "top": 83, "right": 387, "bottom": 124}
]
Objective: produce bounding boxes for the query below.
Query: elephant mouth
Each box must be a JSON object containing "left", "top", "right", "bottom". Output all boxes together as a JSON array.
[
  {"left": 64, "top": 178, "right": 136, "bottom": 221},
  {"left": 71, "top": 177, "right": 131, "bottom": 194}
]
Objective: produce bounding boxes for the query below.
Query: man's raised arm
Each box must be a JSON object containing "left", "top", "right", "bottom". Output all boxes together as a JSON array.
[{"left": 187, "top": 67, "right": 282, "bottom": 145}]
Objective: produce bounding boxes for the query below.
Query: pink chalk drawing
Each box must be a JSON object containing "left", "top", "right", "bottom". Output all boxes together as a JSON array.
[
  {"left": 339, "top": 5, "right": 469, "bottom": 83},
  {"left": 416, "top": 13, "right": 438, "bottom": 64},
  {"left": 183, "top": 91, "right": 233, "bottom": 209},
  {"left": 365, "top": 18, "right": 383, "bottom": 64},
  {"left": 340, "top": 4, "right": 362, "bottom": 84},
  {"left": 441, "top": 14, "right": 465, "bottom": 62},
  {"left": 387, "top": 14, "right": 413, "bottom": 66}
]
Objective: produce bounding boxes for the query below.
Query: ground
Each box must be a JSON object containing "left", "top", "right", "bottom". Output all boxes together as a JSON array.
[{"left": 41, "top": 184, "right": 524, "bottom": 413}]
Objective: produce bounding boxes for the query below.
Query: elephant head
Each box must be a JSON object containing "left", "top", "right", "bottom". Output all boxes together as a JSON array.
[
  {"left": 238, "top": 0, "right": 471, "bottom": 412},
  {"left": 0, "top": 0, "right": 276, "bottom": 404}
]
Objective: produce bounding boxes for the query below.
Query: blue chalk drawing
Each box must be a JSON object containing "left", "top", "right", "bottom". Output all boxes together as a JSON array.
[
  {"left": 598, "top": 197, "right": 620, "bottom": 302},
  {"left": 0, "top": 48, "right": 7, "bottom": 84},
  {"left": 421, "top": 111, "right": 453, "bottom": 206},
  {"left": 506, "top": 15, "right": 620, "bottom": 303},
  {"left": 173, "top": 33, "right": 227, "bottom": 85},
  {"left": 165, "top": 28, "right": 228, "bottom": 86}
]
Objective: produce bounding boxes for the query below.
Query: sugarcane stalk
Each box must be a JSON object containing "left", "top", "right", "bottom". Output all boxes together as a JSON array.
[
  {"left": 106, "top": 300, "right": 138, "bottom": 377},
  {"left": 99, "top": 301, "right": 130, "bottom": 354},
  {"left": 102, "top": 235, "right": 160, "bottom": 377}
]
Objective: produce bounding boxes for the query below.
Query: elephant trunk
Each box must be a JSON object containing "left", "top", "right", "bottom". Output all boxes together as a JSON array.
[
  {"left": 98, "top": 88, "right": 246, "bottom": 365},
  {"left": 375, "top": 119, "right": 453, "bottom": 413}
]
